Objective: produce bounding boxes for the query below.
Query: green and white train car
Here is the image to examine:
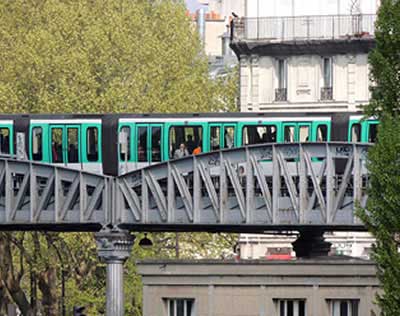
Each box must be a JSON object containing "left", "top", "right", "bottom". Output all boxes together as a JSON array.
[{"left": 0, "top": 112, "right": 377, "bottom": 176}]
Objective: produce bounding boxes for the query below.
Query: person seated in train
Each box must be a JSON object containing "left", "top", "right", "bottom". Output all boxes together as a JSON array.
[
  {"left": 261, "top": 132, "right": 268, "bottom": 143},
  {"left": 211, "top": 136, "right": 219, "bottom": 150},
  {"left": 270, "top": 130, "right": 277, "bottom": 142},
  {"left": 174, "top": 143, "right": 189, "bottom": 159},
  {"left": 185, "top": 135, "right": 196, "bottom": 154},
  {"left": 138, "top": 145, "right": 146, "bottom": 161},
  {"left": 193, "top": 141, "right": 201, "bottom": 155},
  {"left": 224, "top": 131, "right": 233, "bottom": 148},
  {"left": 52, "top": 141, "right": 59, "bottom": 162},
  {"left": 68, "top": 144, "right": 78, "bottom": 163}
]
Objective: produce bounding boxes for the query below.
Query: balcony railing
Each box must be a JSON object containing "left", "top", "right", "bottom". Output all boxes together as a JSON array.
[
  {"left": 231, "top": 14, "right": 376, "bottom": 42},
  {"left": 321, "top": 87, "right": 333, "bottom": 100},
  {"left": 275, "top": 88, "right": 287, "bottom": 101}
]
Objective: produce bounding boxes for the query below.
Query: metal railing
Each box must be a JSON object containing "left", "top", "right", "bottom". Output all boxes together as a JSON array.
[
  {"left": 275, "top": 88, "right": 287, "bottom": 101},
  {"left": 231, "top": 14, "right": 376, "bottom": 42},
  {"left": 321, "top": 87, "right": 333, "bottom": 100}
]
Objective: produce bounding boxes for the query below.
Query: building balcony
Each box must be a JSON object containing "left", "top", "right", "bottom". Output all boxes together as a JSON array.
[
  {"left": 275, "top": 88, "right": 287, "bottom": 101},
  {"left": 231, "top": 14, "right": 376, "bottom": 43},
  {"left": 321, "top": 87, "right": 333, "bottom": 101}
]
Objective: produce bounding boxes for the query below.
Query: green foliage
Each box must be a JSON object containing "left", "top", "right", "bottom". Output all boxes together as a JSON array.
[
  {"left": 366, "top": 0, "right": 400, "bottom": 118},
  {"left": 0, "top": 1, "right": 239, "bottom": 315},
  {"left": 359, "top": 1, "right": 400, "bottom": 315},
  {"left": 358, "top": 118, "right": 400, "bottom": 316},
  {"left": 0, "top": 0, "right": 237, "bottom": 114}
]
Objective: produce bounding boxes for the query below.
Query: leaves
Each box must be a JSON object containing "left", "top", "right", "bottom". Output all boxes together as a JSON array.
[
  {"left": 359, "top": 1, "right": 400, "bottom": 315},
  {"left": 0, "top": 0, "right": 237, "bottom": 114},
  {"left": 0, "top": 1, "right": 239, "bottom": 315}
]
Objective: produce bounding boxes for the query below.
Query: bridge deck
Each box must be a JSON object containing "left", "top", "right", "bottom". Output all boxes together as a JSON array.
[{"left": 0, "top": 142, "right": 370, "bottom": 232}]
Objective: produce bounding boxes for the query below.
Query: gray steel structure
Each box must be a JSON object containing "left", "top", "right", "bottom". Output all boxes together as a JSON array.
[
  {"left": 0, "top": 142, "right": 371, "bottom": 316},
  {"left": 0, "top": 142, "right": 370, "bottom": 231},
  {"left": 116, "top": 142, "right": 370, "bottom": 232}
]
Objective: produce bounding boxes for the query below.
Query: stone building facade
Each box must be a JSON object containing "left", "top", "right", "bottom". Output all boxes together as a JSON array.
[
  {"left": 138, "top": 258, "right": 380, "bottom": 316},
  {"left": 230, "top": 0, "right": 379, "bottom": 112}
]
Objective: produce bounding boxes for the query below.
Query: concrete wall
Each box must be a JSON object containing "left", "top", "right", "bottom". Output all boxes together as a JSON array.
[
  {"left": 138, "top": 259, "right": 380, "bottom": 316},
  {"left": 239, "top": 53, "right": 370, "bottom": 112},
  {"left": 204, "top": 19, "right": 227, "bottom": 56}
]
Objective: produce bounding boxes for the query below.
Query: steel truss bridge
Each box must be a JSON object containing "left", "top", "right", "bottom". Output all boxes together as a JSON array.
[
  {"left": 0, "top": 142, "right": 372, "bottom": 316},
  {"left": 0, "top": 142, "right": 370, "bottom": 231}
]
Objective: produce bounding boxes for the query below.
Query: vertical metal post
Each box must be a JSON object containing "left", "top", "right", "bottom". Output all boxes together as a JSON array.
[{"left": 96, "top": 230, "right": 135, "bottom": 316}]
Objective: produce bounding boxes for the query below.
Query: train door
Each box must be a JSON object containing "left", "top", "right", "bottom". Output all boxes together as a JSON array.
[
  {"left": 209, "top": 123, "right": 236, "bottom": 151},
  {"left": 366, "top": 121, "right": 379, "bottom": 143},
  {"left": 118, "top": 125, "right": 133, "bottom": 174},
  {"left": 0, "top": 123, "right": 13, "bottom": 155},
  {"left": 135, "top": 124, "right": 163, "bottom": 168},
  {"left": 49, "top": 125, "right": 81, "bottom": 169},
  {"left": 282, "top": 123, "right": 311, "bottom": 142}
]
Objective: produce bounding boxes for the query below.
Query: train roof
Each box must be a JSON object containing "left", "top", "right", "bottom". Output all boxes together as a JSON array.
[{"left": 0, "top": 111, "right": 363, "bottom": 120}]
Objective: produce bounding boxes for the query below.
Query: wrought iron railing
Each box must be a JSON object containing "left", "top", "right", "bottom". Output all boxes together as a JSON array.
[
  {"left": 275, "top": 88, "right": 287, "bottom": 101},
  {"left": 231, "top": 14, "right": 376, "bottom": 42},
  {"left": 321, "top": 87, "right": 333, "bottom": 100}
]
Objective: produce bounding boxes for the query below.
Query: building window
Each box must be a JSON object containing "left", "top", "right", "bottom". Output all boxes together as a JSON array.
[
  {"left": 166, "top": 299, "right": 194, "bottom": 316},
  {"left": 321, "top": 57, "right": 333, "bottom": 100},
  {"left": 330, "top": 299, "right": 359, "bottom": 316},
  {"left": 278, "top": 299, "right": 306, "bottom": 316},
  {"left": 276, "top": 59, "right": 287, "bottom": 101}
]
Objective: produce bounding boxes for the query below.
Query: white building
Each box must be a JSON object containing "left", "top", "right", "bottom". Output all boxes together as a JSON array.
[
  {"left": 230, "top": 0, "right": 379, "bottom": 112},
  {"left": 239, "top": 232, "right": 375, "bottom": 260}
]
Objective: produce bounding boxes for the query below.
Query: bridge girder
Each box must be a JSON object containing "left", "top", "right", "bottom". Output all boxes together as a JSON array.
[{"left": 0, "top": 142, "right": 371, "bottom": 232}]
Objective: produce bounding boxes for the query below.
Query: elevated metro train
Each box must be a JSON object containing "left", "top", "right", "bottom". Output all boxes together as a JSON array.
[{"left": 0, "top": 112, "right": 377, "bottom": 176}]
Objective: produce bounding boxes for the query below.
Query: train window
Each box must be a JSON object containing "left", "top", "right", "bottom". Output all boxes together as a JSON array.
[
  {"left": 284, "top": 126, "right": 295, "bottom": 142},
  {"left": 299, "top": 126, "right": 310, "bottom": 142},
  {"left": 137, "top": 126, "right": 147, "bottom": 162},
  {"left": 317, "top": 125, "right": 328, "bottom": 141},
  {"left": 86, "top": 127, "right": 99, "bottom": 162},
  {"left": 0, "top": 128, "right": 10, "bottom": 154},
  {"left": 368, "top": 123, "right": 378, "bottom": 143},
  {"left": 151, "top": 126, "right": 161, "bottom": 162},
  {"left": 351, "top": 123, "right": 361, "bottom": 142},
  {"left": 243, "top": 125, "right": 276, "bottom": 145},
  {"left": 210, "top": 126, "right": 221, "bottom": 150},
  {"left": 119, "top": 126, "right": 131, "bottom": 161},
  {"left": 67, "top": 128, "right": 79, "bottom": 163},
  {"left": 32, "top": 128, "right": 43, "bottom": 161},
  {"left": 169, "top": 126, "right": 202, "bottom": 158},
  {"left": 224, "top": 126, "right": 235, "bottom": 149},
  {"left": 51, "top": 128, "right": 64, "bottom": 163}
]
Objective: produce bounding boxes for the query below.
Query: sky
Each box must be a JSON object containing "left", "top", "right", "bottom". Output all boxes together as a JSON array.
[{"left": 185, "top": 0, "right": 202, "bottom": 12}]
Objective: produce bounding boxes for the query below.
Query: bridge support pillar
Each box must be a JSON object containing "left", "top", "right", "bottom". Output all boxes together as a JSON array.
[
  {"left": 96, "top": 230, "right": 135, "bottom": 316},
  {"left": 292, "top": 230, "right": 332, "bottom": 258}
]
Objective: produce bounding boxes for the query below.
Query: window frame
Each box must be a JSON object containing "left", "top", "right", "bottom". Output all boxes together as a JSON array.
[
  {"left": 165, "top": 298, "right": 194, "bottom": 316},
  {"left": 86, "top": 126, "right": 99, "bottom": 162},
  {"left": 119, "top": 125, "right": 132, "bottom": 162},
  {"left": 31, "top": 126, "right": 43, "bottom": 161},
  {"left": 168, "top": 124, "right": 203, "bottom": 159},
  {"left": 241, "top": 124, "right": 278, "bottom": 146},
  {"left": 0, "top": 127, "right": 11, "bottom": 155}
]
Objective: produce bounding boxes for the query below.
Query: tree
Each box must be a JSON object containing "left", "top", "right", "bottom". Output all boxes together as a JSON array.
[
  {"left": 0, "top": 1, "right": 238, "bottom": 315},
  {"left": 358, "top": 1, "right": 400, "bottom": 315},
  {"left": 0, "top": 0, "right": 236, "bottom": 114}
]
